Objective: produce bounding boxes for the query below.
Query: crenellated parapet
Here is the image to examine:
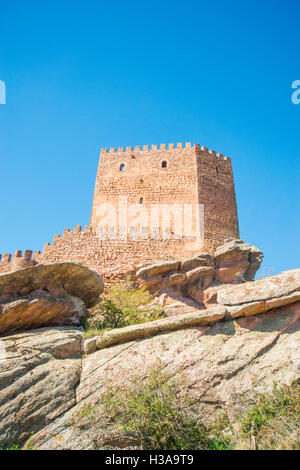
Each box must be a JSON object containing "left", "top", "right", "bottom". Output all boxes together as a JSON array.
[
  {"left": 0, "top": 225, "right": 97, "bottom": 274},
  {"left": 0, "top": 224, "right": 197, "bottom": 282},
  {"left": 99, "top": 142, "right": 231, "bottom": 163},
  {"left": 41, "top": 225, "right": 96, "bottom": 254},
  {"left": 0, "top": 249, "right": 37, "bottom": 273}
]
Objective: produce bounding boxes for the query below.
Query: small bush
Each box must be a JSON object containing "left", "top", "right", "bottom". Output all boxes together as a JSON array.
[
  {"left": 101, "top": 373, "right": 298, "bottom": 450},
  {"left": 102, "top": 369, "right": 232, "bottom": 450},
  {"left": 0, "top": 443, "right": 34, "bottom": 451},
  {"left": 0, "top": 444, "right": 21, "bottom": 450},
  {"left": 240, "top": 382, "right": 300, "bottom": 450},
  {"left": 85, "top": 278, "right": 164, "bottom": 333},
  {"left": 77, "top": 403, "right": 97, "bottom": 420}
]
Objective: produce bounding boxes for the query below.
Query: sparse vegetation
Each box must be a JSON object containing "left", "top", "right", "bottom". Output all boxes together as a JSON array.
[
  {"left": 238, "top": 381, "right": 300, "bottom": 450},
  {"left": 83, "top": 277, "right": 164, "bottom": 336},
  {"left": 101, "top": 368, "right": 232, "bottom": 450},
  {"left": 257, "top": 267, "right": 274, "bottom": 280},
  {"left": 77, "top": 403, "right": 97, "bottom": 420},
  {"left": 0, "top": 444, "right": 22, "bottom": 450},
  {"left": 2, "top": 380, "right": 298, "bottom": 450},
  {"left": 90, "top": 372, "right": 299, "bottom": 450},
  {"left": 0, "top": 442, "right": 34, "bottom": 451}
]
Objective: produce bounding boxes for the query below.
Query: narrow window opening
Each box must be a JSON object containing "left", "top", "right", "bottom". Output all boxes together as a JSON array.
[
  {"left": 216, "top": 167, "right": 219, "bottom": 175},
  {"left": 119, "top": 163, "right": 125, "bottom": 171},
  {"left": 161, "top": 160, "right": 167, "bottom": 168},
  {"left": 139, "top": 197, "right": 144, "bottom": 204}
]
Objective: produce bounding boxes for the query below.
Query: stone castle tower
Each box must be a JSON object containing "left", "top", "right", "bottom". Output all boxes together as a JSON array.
[
  {"left": 90, "top": 142, "right": 239, "bottom": 250},
  {"left": 0, "top": 142, "right": 239, "bottom": 282}
]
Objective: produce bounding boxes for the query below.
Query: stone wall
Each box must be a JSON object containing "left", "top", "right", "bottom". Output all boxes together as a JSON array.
[
  {"left": 91, "top": 142, "right": 239, "bottom": 249},
  {"left": 0, "top": 226, "right": 196, "bottom": 284},
  {"left": 0, "top": 142, "right": 240, "bottom": 283},
  {"left": 195, "top": 145, "right": 239, "bottom": 248}
]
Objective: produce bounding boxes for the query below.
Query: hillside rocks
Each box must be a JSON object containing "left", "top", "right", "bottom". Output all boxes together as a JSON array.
[
  {"left": 216, "top": 269, "right": 300, "bottom": 319},
  {"left": 204, "top": 269, "right": 300, "bottom": 315},
  {"left": 91, "top": 305, "right": 226, "bottom": 352},
  {"left": 135, "top": 239, "right": 263, "bottom": 305},
  {"left": 0, "top": 262, "right": 104, "bottom": 306},
  {"left": 0, "top": 327, "right": 83, "bottom": 448},
  {"left": 214, "top": 238, "right": 263, "bottom": 283},
  {"left": 136, "top": 260, "right": 180, "bottom": 280},
  {"left": 0, "top": 295, "right": 86, "bottom": 336},
  {"left": 0, "top": 255, "right": 299, "bottom": 450},
  {"left": 0, "top": 262, "right": 104, "bottom": 335},
  {"left": 15, "top": 297, "right": 300, "bottom": 450},
  {"left": 181, "top": 253, "right": 214, "bottom": 272},
  {"left": 216, "top": 269, "right": 300, "bottom": 306},
  {"left": 84, "top": 268, "right": 300, "bottom": 351}
]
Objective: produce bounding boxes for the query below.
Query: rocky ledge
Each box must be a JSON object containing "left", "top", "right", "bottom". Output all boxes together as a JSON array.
[
  {"left": 135, "top": 238, "right": 263, "bottom": 305},
  {"left": 0, "top": 262, "right": 104, "bottom": 334},
  {"left": 0, "top": 254, "right": 299, "bottom": 450}
]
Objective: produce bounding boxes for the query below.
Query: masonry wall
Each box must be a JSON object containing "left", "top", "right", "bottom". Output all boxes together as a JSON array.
[
  {"left": 91, "top": 142, "right": 239, "bottom": 251},
  {"left": 0, "top": 226, "right": 190, "bottom": 284},
  {"left": 195, "top": 145, "right": 239, "bottom": 250},
  {"left": 0, "top": 142, "right": 239, "bottom": 283},
  {"left": 90, "top": 143, "right": 199, "bottom": 241}
]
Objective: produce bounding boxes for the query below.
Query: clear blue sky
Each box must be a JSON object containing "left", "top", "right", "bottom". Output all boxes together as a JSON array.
[{"left": 0, "top": 0, "right": 299, "bottom": 275}]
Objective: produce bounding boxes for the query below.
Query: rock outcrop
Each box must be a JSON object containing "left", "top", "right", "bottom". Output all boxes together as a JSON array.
[
  {"left": 0, "top": 265, "right": 299, "bottom": 450},
  {"left": 205, "top": 268, "right": 300, "bottom": 313},
  {"left": 135, "top": 239, "right": 263, "bottom": 306},
  {"left": 214, "top": 238, "right": 264, "bottom": 283},
  {"left": 0, "top": 327, "right": 83, "bottom": 447},
  {"left": 86, "top": 268, "right": 300, "bottom": 351},
  {"left": 0, "top": 262, "right": 104, "bottom": 335}
]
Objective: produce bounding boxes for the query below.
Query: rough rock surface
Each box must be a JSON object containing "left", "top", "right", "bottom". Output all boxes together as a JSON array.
[
  {"left": 135, "top": 239, "right": 263, "bottom": 308},
  {"left": 204, "top": 268, "right": 300, "bottom": 311},
  {"left": 19, "top": 301, "right": 300, "bottom": 450},
  {"left": 0, "top": 268, "right": 299, "bottom": 450},
  {"left": 217, "top": 269, "right": 300, "bottom": 306},
  {"left": 0, "top": 262, "right": 104, "bottom": 306},
  {"left": 214, "top": 238, "right": 263, "bottom": 283},
  {"left": 0, "top": 294, "right": 87, "bottom": 335},
  {"left": 81, "top": 268, "right": 300, "bottom": 351},
  {"left": 180, "top": 253, "right": 214, "bottom": 272},
  {"left": 0, "top": 262, "right": 104, "bottom": 334},
  {"left": 136, "top": 261, "right": 180, "bottom": 280},
  {"left": 0, "top": 327, "right": 83, "bottom": 448}
]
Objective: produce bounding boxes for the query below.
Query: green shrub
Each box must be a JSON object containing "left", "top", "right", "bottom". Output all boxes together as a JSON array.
[
  {"left": 239, "top": 382, "right": 300, "bottom": 449},
  {"left": 85, "top": 278, "right": 164, "bottom": 333},
  {"left": 75, "top": 403, "right": 97, "bottom": 423},
  {"left": 101, "top": 372, "right": 299, "bottom": 450},
  {"left": 0, "top": 443, "right": 34, "bottom": 450},
  {"left": 102, "top": 369, "right": 232, "bottom": 450},
  {"left": 0, "top": 444, "right": 21, "bottom": 450}
]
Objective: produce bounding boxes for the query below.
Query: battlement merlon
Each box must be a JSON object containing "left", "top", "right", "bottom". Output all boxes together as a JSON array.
[
  {"left": 99, "top": 142, "right": 231, "bottom": 162},
  {"left": 0, "top": 225, "right": 95, "bottom": 271}
]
